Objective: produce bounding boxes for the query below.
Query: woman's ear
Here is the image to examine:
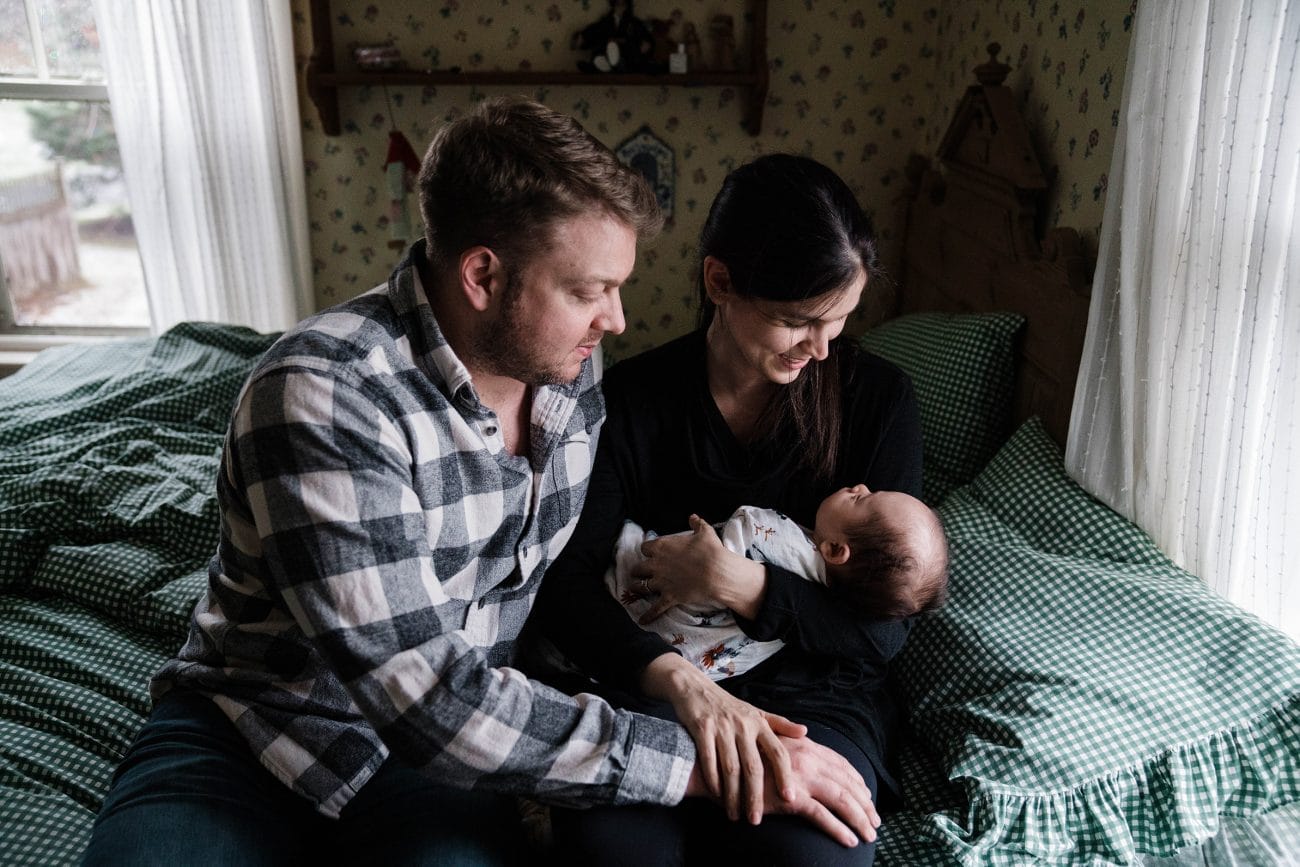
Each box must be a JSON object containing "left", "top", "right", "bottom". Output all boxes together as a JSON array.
[
  {"left": 701, "top": 255, "right": 733, "bottom": 307},
  {"left": 818, "top": 538, "right": 851, "bottom": 566},
  {"left": 457, "top": 246, "right": 505, "bottom": 312}
]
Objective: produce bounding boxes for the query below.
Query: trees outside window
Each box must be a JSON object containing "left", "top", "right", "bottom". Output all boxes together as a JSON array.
[{"left": 0, "top": 0, "right": 148, "bottom": 332}]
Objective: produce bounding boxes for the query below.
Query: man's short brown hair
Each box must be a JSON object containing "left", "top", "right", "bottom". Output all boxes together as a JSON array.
[{"left": 418, "top": 97, "right": 663, "bottom": 273}]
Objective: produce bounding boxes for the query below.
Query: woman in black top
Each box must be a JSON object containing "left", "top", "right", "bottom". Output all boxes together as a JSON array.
[{"left": 532, "top": 154, "right": 923, "bottom": 866}]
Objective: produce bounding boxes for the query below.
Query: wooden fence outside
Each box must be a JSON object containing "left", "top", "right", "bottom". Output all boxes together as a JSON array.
[{"left": 0, "top": 164, "right": 82, "bottom": 301}]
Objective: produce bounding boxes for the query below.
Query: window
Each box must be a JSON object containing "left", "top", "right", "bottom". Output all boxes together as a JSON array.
[{"left": 0, "top": 0, "right": 148, "bottom": 334}]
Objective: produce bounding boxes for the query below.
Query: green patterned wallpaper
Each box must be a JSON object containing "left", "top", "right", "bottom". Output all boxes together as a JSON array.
[{"left": 290, "top": 0, "right": 1133, "bottom": 359}]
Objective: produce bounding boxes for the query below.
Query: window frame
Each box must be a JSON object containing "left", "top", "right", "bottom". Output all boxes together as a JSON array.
[{"left": 0, "top": 20, "right": 150, "bottom": 342}]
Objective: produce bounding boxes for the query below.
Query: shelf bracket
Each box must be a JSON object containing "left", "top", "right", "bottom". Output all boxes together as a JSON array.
[{"left": 305, "top": 0, "right": 341, "bottom": 135}]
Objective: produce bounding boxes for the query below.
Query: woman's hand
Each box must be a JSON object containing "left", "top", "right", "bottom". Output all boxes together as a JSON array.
[
  {"left": 633, "top": 514, "right": 767, "bottom": 622},
  {"left": 642, "top": 653, "right": 806, "bottom": 824}
]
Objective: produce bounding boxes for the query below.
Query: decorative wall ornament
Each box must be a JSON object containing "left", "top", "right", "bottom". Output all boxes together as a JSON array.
[{"left": 615, "top": 125, "right": 675, "bottom": 220}]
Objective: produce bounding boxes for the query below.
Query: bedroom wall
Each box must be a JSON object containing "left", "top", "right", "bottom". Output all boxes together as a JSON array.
[
  {"left": 925, "top": 0, "right": 1135, "bottom": 256},
  {"left": 289, "top": 0, "right": 1134, "bottom": 360}
]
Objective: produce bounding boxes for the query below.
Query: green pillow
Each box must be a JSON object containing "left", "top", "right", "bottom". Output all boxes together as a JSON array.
[
  {"left": 892, "top": 418, "right": 1300, "bottom": 863},
  {"left": 860, "top": 312, "right": 1024, "bottom": 505}
]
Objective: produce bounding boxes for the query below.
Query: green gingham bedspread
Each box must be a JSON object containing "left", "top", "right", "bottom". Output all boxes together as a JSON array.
[
  {"left": 878, "top": 418, "right": 1300, "bottom": 866},
  {"left": 6, "top": 327, "right": 1298, "bottom": 866},
  {"left": 0, "top": 323, "right": 275, "bottom": 867}
]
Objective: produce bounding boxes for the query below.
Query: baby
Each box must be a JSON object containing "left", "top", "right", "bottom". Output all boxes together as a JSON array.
[{"left": 606, "top": 485, "right": 948, "bottom": 680}]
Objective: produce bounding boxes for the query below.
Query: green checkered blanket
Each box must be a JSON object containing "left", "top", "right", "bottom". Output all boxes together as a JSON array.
[
  {"left": 0, "top": 322, "right": 275, "bottom": 867},
  {"left": 5, "top": 324, "right": 1299, "bottom": 866},
  {"left": 878, "top": 418, "right": 1300, "bottom": 865}
]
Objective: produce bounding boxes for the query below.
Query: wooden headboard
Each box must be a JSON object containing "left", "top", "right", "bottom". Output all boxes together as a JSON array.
[{"left": 898, "top": 44, "right": 1093, "bottom": 447}]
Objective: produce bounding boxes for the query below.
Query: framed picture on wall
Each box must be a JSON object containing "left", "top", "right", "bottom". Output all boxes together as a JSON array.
[{"left": 616, "top": 126, "right": 674, "bottom": 220}]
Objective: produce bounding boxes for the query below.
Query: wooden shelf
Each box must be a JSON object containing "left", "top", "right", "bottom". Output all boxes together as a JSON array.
[
  {"left": 305, "top": 0, "right": 769, "bottom": 136},
  {"left": 312, "top": 70, "right": 762, "bottom": 88}
]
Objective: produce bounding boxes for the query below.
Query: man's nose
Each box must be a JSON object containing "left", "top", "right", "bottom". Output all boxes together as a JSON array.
[{"left": 597, "top": 288, "right": 626, "bottom": 335}]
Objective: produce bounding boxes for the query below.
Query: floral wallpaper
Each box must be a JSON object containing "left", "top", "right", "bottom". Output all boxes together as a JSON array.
[
  {"left": 289, "top": 0, "right": 1134, "bottom": 361},
  {"left": 924, "top": 0, "right": 1136, "bottom": 251}
]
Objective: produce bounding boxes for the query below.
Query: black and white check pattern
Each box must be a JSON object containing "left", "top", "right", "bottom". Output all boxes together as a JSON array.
[{"left": 153, "top": 245, "right": 693, "bottom": 817}]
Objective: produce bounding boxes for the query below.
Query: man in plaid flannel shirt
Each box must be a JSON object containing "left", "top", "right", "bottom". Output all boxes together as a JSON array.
[{"left": 83, "top": 98, "right": 878, "bottom": 865}]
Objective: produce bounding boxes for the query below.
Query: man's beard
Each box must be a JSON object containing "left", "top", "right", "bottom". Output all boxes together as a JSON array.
[{"left": 471, "top": 271, "right": 573, "bottom": 386}]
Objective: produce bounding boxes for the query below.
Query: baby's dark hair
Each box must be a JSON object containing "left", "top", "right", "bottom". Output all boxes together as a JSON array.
[{"left": 828, "top": 508, "right": 949, "bottom": 619}]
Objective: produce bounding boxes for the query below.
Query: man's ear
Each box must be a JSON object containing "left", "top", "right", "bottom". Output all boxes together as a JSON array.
[
  {"left": 457, "top": 246, "right": 505, "bottom": 312},
  {"left": 818, "top": 538, "right": 851, "bottom": 566},
  {"left": 702, "top": 255, "right": 733, "bottom": 307}
]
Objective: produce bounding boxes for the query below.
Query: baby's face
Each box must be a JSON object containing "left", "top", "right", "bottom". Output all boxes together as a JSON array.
[{"left": 814, "top": 484, "right": 927, "bottom": 544}]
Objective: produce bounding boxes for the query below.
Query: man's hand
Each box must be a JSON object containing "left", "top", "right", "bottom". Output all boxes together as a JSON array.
[
  {"left": 765, "top": 735, "right": 881, "bottom": 847},
  {"left": 682, "top": 731, "right": 880, "bottom": 847}
]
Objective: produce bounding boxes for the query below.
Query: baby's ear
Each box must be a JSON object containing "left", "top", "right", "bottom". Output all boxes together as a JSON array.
[{"left": 818, "top": 538, "right": 851, "bottom": 566}]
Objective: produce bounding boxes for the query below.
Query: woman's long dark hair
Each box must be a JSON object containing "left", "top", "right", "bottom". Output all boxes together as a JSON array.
[{"left": 697, "top": 154, "right": 882, "bottom": 480}]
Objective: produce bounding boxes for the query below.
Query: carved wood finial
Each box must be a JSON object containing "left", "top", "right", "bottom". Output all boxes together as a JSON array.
[{"left": 975, "top": 42, "right": 1010, "bottom": 86}]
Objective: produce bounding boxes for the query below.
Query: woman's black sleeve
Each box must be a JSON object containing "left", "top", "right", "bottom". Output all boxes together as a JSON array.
[{"left": 734, "top": 565, "right": 912, "bottom": 663}]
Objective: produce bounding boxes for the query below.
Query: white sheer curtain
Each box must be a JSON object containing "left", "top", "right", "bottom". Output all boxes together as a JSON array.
[
  {"left": 92, "top": 0, "right": 312, "bottom": 333},
  {"left": 1067, "top": 0, "right": 1300, "bottom": 638}
]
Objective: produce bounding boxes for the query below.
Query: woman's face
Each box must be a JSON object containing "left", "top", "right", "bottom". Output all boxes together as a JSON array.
[{"left": 710, "top": 265, "right": 867, "bottom": 386}]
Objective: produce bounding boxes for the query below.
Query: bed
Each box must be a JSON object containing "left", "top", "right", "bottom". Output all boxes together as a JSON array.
[
  {"left": 862, "top": 51, "right": 1300, "bottom": 865},
  {"left": 3, "top": 56, "right": 1299, "bottom": 867},
  {"left": 0, "top": 324, "right": 278, "bottom": 865}
]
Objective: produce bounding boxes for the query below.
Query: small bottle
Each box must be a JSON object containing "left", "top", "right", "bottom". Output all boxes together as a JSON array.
[{"left": 669, "top": 42, "right": 688, "bottom": 74}]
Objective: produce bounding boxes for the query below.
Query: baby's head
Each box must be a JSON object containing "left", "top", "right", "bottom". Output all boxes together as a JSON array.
[{"left": 813, "top": 484, "right": 948, "bottom": 618}]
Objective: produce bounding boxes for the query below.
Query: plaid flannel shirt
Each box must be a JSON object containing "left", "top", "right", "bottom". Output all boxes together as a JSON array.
[{"left": 153, "top": 244, "right": 694, "bottom": 817}]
